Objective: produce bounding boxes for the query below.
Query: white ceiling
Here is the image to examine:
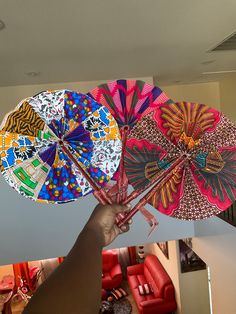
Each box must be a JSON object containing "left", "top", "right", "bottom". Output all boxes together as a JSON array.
[{"left": 0, "top": 0, "right": 236, "bottom": 87}]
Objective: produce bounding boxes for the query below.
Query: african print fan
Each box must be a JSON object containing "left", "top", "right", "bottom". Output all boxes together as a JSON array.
[
  {"left": 88, "top": 79, "right": 173, "bottom": 226},
  {"left": 117, "top": 101, "right": 236, "bottom": 226},
  {"left": 0, "top": 90, "right": 121, "bottom": 204}
]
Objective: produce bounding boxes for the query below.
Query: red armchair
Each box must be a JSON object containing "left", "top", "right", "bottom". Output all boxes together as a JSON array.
[
  {"left": 127, "top": 255, "right": 177, "bottom": 314},
  {"left": 102, "top": 250, "right": 122, "bottom": 289}
]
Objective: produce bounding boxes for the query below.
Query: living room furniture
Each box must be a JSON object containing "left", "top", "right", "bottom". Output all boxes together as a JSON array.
[
  {"left": 102, "top": 250, "right": 122, "bottom": 290},
  {"left": 127, "top": 254, "right": 177, "bottom": 314}
]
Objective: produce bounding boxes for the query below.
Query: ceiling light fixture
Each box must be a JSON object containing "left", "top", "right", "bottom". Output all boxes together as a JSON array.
[
  {"left": 201, "top": 60, "right": 215, "bottom": 65},
  {"left": 0, "top": 20, "right": 5, "bottom": 31},
  {"left": 25, "top": 71, "right": 40, "bottom": 77}
]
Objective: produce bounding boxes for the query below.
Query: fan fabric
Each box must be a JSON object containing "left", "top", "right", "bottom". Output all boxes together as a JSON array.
[
  {"left": 124, "top": 102, "right": 236, "bottom": 220},
  {"left": 87, "top": 79, "right": 173, "bottom": 128},
  {"left": 88, "top": 79, "right": 173, "bottom": 185},
  {"left": 0, "top": 90, "right": 121, "bottom": 203}
]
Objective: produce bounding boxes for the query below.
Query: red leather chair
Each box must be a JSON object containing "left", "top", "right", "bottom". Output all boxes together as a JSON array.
[
  {"left": 102, "top": 250, "right": 122, "bottom": 289},
  {"left": 127, "top": 255, "right": 177, "bottom": 314}
]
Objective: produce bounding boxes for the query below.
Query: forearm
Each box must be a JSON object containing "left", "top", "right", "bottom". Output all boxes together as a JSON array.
[
  {"left": 23, "top": 226, "right": 103, "bottom": 314},
  {"left": 23, "top": 203, "right": 130, "bottom": 313}
]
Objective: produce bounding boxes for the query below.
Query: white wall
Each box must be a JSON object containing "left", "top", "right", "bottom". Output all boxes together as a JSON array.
[
  {"left": 0, "top": 174, "right": 195, "bottom": 265},
  {"left": 193, "top": 218, "right": 236, "bottom": 314},
  {"left": 219, "top": 73, "right": 236, "bottom": 122},
  {"left": 160, "top": 76, "right": 236, "bottom": 123},
  {"left": 179, "top": 269, "right": 210, "bottom": 314},
  {"left": 160, "top": 81, "right": 221, "bottom": 110}
]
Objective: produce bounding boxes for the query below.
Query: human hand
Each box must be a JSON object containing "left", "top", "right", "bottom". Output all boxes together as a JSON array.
[{"left": 84, "top": 203, "right": 132, "bottom": 247}]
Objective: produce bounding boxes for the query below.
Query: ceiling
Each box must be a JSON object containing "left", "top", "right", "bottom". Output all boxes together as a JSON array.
[{"left": 0, "top": 0, "right": 236, "bottom": 87}]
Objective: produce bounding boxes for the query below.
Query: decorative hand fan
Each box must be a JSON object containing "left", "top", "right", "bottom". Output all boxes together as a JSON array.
[
  {"left": 88, "top": 79, "right": 173, "bottom": 129},
  {"left": 119, "top": 101, "right": 236, "bottom": 224},
  {"left": 88, "top": 79, "right": 173, "bottom": 227},
  {"left": 0, "top": 90, "right": 121, "bottom": 204}
]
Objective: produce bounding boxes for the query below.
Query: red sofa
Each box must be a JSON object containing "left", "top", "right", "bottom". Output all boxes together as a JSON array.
[
  {"left": 102, "top": 250, "right": 122, "bottom": 289},
  {"left": 127, "top": 254, "right": 177, "bottom": 314}
]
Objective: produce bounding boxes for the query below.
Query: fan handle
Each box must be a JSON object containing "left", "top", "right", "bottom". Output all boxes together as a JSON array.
[
  {"left": 117, "top": 156, "right": 187, "bottom": 227},
  {"left": 59, "top": 141, "right": 112, "bottom": 205}
]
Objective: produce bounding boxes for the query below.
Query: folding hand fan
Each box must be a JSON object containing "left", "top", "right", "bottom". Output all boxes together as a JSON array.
[
  {"left": 0, "top": 90, "right": 121, "bottom": 204},
  {"left": 88, "top": 79, "right": 173, "bottom": 227},
  {"left": 119, "top": 101, "right": 236, "bottom": 224}
]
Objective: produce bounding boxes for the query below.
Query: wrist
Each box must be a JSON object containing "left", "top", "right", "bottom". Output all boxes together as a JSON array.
[{"left": 82, "top": 223, "right": 105, "bottom": 248}]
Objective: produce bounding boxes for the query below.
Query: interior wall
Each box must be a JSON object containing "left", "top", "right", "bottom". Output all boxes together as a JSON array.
[
  {"left": 158, "top": 74, "right": 236, "bottom": 123},
  {"left": 0, "top": 263, "right": 14, "bottom": 279},
  {"left": 159, "top": 81, "right": 221, "bottom": 110},
  {"left": 219, "top": 73, "right": 236, "bottom": 122},
  {"left": 0, "top": 174, "right": 195, "bottom": 266},
  {"left": 145, "top": 241, "right": 182, "bottom": 314},
  {"left": 193, "top": 218, "right": 236, "bottom": 314},
  {"left": 0, "top": 77, "right": 154, "bottom": 120},
  {"left": 179, "top": 269, "right": 210, "bottom": 314},
  {"left": 145, "top": 241, "right": 211, "bottom": 314}
]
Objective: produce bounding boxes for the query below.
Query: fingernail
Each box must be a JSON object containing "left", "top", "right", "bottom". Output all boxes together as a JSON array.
[{"left": 127, "top": 203, "right": 132, "bottom": 209}]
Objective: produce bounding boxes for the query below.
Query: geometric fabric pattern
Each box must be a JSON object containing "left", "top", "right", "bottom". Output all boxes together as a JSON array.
[{"left": 0, "top": 90, "right": 121, "bottom": 203}]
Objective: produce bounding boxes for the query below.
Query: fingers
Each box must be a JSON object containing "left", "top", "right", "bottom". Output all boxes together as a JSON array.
[
  {"left": 119, "top": 223, "right": 130, "bottom": 233},
  {"left": 118, "top": 215, "right": 132, "bottom": 234},
  {"left": 114, "top": 203, "right": 132, "bottom": 234},
  {"left": 111, "top": 203, "right": 132, "bottom": 214}
]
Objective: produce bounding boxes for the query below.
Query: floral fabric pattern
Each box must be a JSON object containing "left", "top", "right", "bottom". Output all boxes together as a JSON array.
[{"left": 125, "top": 102, "right": 236, "bottom": 220}]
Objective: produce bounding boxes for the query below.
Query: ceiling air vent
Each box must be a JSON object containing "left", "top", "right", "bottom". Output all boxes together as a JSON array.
[{"left": 210, "top": 31, "right": 236, "bottom": 51}]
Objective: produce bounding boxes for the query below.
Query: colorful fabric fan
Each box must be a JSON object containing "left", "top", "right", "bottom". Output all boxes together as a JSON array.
[
  {"left": 88, "top": 79, "right": 172, "bottom": 192},
  {"left": 0, "top": 90, "right": 121, "bottom": 204},
  {"left": 123, "top": 101, "right": 236, "bottom": 221},
  {"left": 88, "top": 79, "right": 173, "bottom": 129},
  {"left": 88, "top": 79, "right": 173, "bottom": 227}
]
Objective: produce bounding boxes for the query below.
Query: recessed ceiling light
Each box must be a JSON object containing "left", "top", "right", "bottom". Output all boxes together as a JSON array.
[
  {"left": 25, "top": 71, "right": 40, "bottom": 77},
  {"left": 201, "top": 60, "right": 215, "bottom": 65},
  {"left": 0, "top": 20, "right": 5, "bottom": 31}
]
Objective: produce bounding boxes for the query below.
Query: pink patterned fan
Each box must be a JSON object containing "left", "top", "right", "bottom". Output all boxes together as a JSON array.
[
  {"left": 117, "top": 101, "right": 236, "bottom": 225},
  {"left": 88, "top": 79, "right": 173, "bottom": 228}
]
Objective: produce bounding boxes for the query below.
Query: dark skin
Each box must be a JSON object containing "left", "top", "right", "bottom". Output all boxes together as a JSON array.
[{"left": 23, "top": 203, "right": 131, "bottom": 314}]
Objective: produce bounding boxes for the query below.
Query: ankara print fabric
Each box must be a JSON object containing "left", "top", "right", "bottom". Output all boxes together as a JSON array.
[
  {"left": 0, "top": 90, "right": 121, "bottom": 204},
  {"left": 88, "top": 79, "right": 173, "bottom": 183},
  {"left": 87, "top": 79, "right": 173, "bottom": 128},
  {"left": 124, "top": 101, "right": 236, "bottom": 220}
]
